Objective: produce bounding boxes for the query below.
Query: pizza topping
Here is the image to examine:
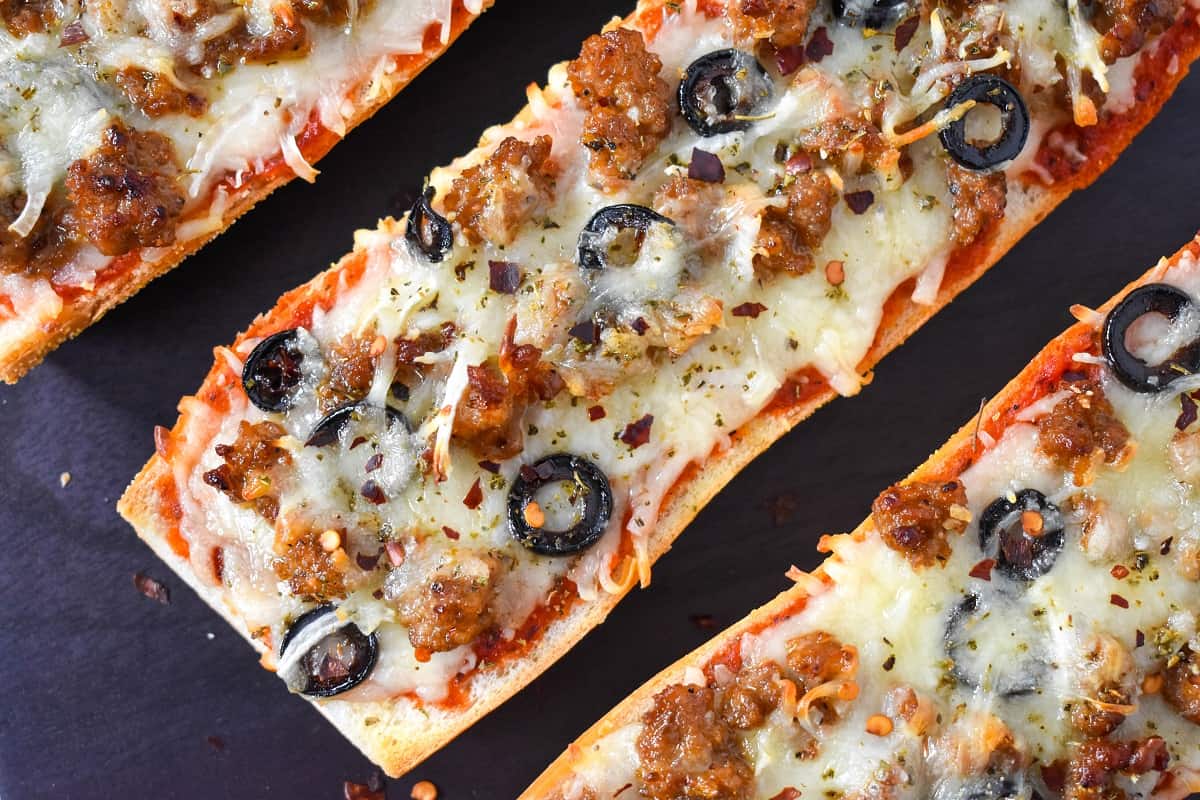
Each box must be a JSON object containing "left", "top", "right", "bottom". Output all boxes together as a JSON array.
[
  {"left": 678, "top": 49, "right": 774, "bottom": 138},
  {"left": 202, "top": 420, "right": 291, "bottom": 522},
  {"left": 871, "top": 480, "right": 969, "bottom": 568},
  {"left": 729, "top": 0, "right": 817, "bottom": 48},
  {"left": 406, "top": 189, "right": 454, "bottom": 263},
  {"left": 1163, "top": 646, "right": 1200, "bottom": 724},
  {"left": 978, "top": 489, "right": 1065, "bottom": 581},
  {"left": 1091, "top": 0, "right": 1183, "bottom": 64},
  {"left": 392, "top": 554, "right": 498, "bottom": 653},
  {"left": 112, "top": 67, "right": 207, "bottom": 119},
  {"left": 507, "top": 454, "right": 613, "bottom": 556},
  {"left": 946, "top": 162, "right": 1007, "bottom": 247},
  {"left": 1102, "top": 284, "right": 1200, "bottom": 393},
  {"left": 687, "top": 148, "right": 725, "bottom": 184},
  {"left": 0, "top": 0, "right": 55, "bottom": 37},
  {"left": 1035, "top": 384, "right": 1132, "bottom": 483},
  {"left": 273, "top": 520, "right": 349, "bottom": 602},
  {"left": 242, "top": 329, "right": 305, "bottom": 413},
  {"left": 1063, "top": 737, "right": 1170, "bottom": 800},
  {"left": 278, "top": 605, "right": 378, "bottom": 697},
  {"left": 832, "top": 0, "right": 911, "bottom": 30},
  {"left": 305, "top": 403, "right": 406, "bottom": 450},
  {"left": 937, "top": 75, "right": 1030, "bottom": 171},
  {"left": 63, "top": 123, "right": 185, "bottom": 257},
  {"left": 318, "top": 333, "right": 380, "bottom": 413},
  {"left": 635, "top": 683, "right": 754, "bottom": 800},
  {"left": 944, "top": 594, "right": 1050, "bottom": 697},
  {"left": 442, "top": 136, "right": 555, "bottom": 246},
  {"left": 568, "top": 28, "right": 673, "bottom": 189},
  {"left": 753, "top": 171, "right": 837, "bottom": 277},
  {"left": 577, "top": 204, "right": 676, "bottom": 271}
]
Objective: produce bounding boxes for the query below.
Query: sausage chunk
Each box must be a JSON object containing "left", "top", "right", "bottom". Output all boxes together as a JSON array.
[
  {"left": 636, "top": 683, "right": 754, "bottom": 800},
  {"left": 798, "top": 117, "right": 897, "bottom": 174},
  {"left": 0, "top": 0, "right": 56, "bottom": 36},
  {"left": 753, "top": 171, "right": 836, "bottom": 277},
  {"left": 567, "top": 28, "right": 672, "bottom": 190},
  {"left": 273, "top": 523, "right": 347, "bottom": 602},
  {"left": 197, "top": 12, "right": 311, "bottom": 77},
  {"left": 1063, "top": 737, "right": 1170, "bottom": 800},
  {"left": 64, "top": 123, "right": 185, "bottom": 257},
  {"left": 1092, "top": 0, "right": 1181, "bottom": 64},
  {"left": 719, "top": 664, "right": 783, "bottom": 730},
  {"left": 202, "top": 420, "right": 291, "bottom": 521},
  {"left": 1164, "top": 646, "right": 1200, "bottom": 724},
  {"left": 113, "top": 68, "right": 207, "bottom": 118},
  {"left": 318, "top": 333, "right": 378, "bottom": 412},
  {"left": 397, "top": 555, "right": 498, "bottom": 653},
  {"left": 452, "top": 346, "right": 562, "bottom": 460},
  {"left": 871, "top": 480, "right": 969, "bottom": 568},
  {"left": 0, "top": 193, "right": 76, "bottom": 278},
  {"left": 1036, "top": 384, "right": 1131, "bottom": 485},
  {"left": 729, "top": 0, "right": 817, "bottom": 48},
  {"left": 442, "top": 136, "right": 555, "bottom": 246},
  {"left": 947, "top": 162, "right": 1007, "bottom": 247}
]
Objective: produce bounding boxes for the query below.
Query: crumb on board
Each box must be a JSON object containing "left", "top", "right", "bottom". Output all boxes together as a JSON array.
[
  {"left": 59, "top": 471, "right": 71, "bottom": 488},
  {"left": 133, "top": 572, "right": 170, "bottom": 605},
  {"left": 411, "top": 780, "right": 438, "bottom": 800}
]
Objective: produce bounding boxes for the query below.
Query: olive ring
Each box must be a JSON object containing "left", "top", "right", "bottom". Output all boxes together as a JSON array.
[
  {"left": 577, "top": 204, "right": 675, "bottom": 271},
  {"left": 305, "top": 402, "right": 408, "bottom": 448},
  {"left": 279, "top": 605, "right": 378, "bottom": 697},
  {"left": 242, "top": 328, "right": 304, "bottom": 413},
  {"left": 978, "top": 489, "right": 1065, "bottom": 582},
  {"left": 405, "top": 187, "right": 454, "bottom": 263},
  {"left": 938, "top": 74, "right": 1030, "bottom": 171},
  {"left": 678, "top": 49, "right": 774, "bottom": 137},
  {"left": 507, "top": 454, "right": 613, "bottom": 556},
  {"left": 1102, "top": 283, "right": 1200, "bottom": 393}
]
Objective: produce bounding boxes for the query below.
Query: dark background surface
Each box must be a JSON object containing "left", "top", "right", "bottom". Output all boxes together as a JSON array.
[{"left": 2, "top": 2, "right": 1200, "bottom": 797}]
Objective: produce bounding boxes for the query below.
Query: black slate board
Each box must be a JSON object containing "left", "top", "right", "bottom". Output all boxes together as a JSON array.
[{"left": 2, "top": 3, "right": 1199, "bottom": 797}]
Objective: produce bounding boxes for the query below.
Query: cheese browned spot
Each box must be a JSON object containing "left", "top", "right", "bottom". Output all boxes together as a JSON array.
[
  {"left": 568, "top": 28, "right": 672, "bottom": 190},
  {"left": 442, "top": 136, "right": 556, "bottom": 246},
  {"left": 871, "top": 480, "right": 969, "bottom": 567},
  {"left": 0, "top": 0, "right": 55, "bottom": 37}
]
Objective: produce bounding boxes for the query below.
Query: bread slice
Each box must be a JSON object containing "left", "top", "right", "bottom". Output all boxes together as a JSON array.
[
  {"left": 119, "top": 0, "right": 1200, "bottom": 778},
  {"left": 0, "top": 0, "right": 491, "bottom": 384},
  {"left": 522, "top": 233, "right": 1200, "bottom": 800}
]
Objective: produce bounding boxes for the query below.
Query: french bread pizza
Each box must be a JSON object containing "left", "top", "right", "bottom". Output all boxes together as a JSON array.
[
  {"left": 0, "top": 0, "right": 491, "bottom": 383},
  {"left": 522, "top": 233, "right": 1200, "bottom": 800},
  {"left": 118, "top": 0, "right": 1200, "bottom": 779}
]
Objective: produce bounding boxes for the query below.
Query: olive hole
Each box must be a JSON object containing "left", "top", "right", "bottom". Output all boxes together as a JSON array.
[
  {"left": 1125, "top": 307, "right": 1200, "bottom": 367},
  {"left": 963, "top": 103, "right": 1003, "bottom": 148},
  {"left": 533, "top": 480, "right": 587, "bottom": 531}
]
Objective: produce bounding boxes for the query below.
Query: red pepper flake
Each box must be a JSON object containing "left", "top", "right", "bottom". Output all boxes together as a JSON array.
[
  {"left": 771, "top": 789, "right": 802, "bottom": 800},
  {"left": 568, "top": 320, "right": 599, "bottom": 345},
  {"left": 688, "top": 147, "right": 725, "bottom": 183},
  {"left": 1111, "top": 564, "right": 1130, "bottom": 579},
  {"left": 488, "top": 260, "right": 521, "bottom": 294},
  {"left": 969, "top": 558, "right": 996, "bottom": 581},
  {"left": 1135, "top": 629, "right": 1146, "bottom": 648},
  {"left": 774, "top": 44, "right": 806, "bottom": 75},
  {"left": 620, "top": 414, "right": 654, "bottom": 448},
  {"left": 478, "top": 460, "right": 500, "bottom": 474},
  {"left": 1110, "top": 593, "right": 1129, "bottom": 609},
  {"left": 360, "top": 480, "right": 387, "bottom": 504},
  {"left": 442, "top": 525, "right": 461, "bottom": 541},
  {"left": 1162, "top": 536, "right": 1174, "bottom": 555},
  {"left": 385, "top": 541, "right": 406, "bottom": 566},
  {"left": 1177, "top": 392, "right": 1197, "bottom": 430},
  {"left": 59, "top": 20, "right": 88, "bottom": 46},
  {"left": 631, "top": 316, "right": 649, "bottom": 335},
  {"left": 133, "top": 572, "right": 170, "bottom": 605},
  {"left": 463, "top": 478, "right": 484, "bottom": 510},
  {"left": 614, "top": 784, "right": 634, "bottom": 798},
  {"left": 356, "top": 551, "right": 381, "bottom": 571},
  {"left": 894, "top": 15, "right": 919, "bottom": 51},
  {"left": 350, "top": 436, "right": 367, "bottom": 450},
  {"left": 588, "top": 405, "right": 607, "bottom": 421},
  {"left": 785, "top": 152, "right": 813, "bottom": 174},
  {"left": 206, "top": 735, "right": 225, "bottom": 753},
  {"left": 805, "top": 26, "right": 834, "bottom": 62},
  {"left": 825, "top": 260, "right": 845, "bottom": 286},
  {"left": 732, "top": 302, "right": 768, "bottom": 318},
  {"left": 343, "top": 777, "right": 385, "bottom": 800},
  {"left": 845, "top": 190, "right": 875, "bottom": 214},
  {"left": 212, "top": 547, "right": 225, "bottom": 583},
  {"left": 689, "top": 613, "right": 718, "bottom": 630},
  {"left": 364, "top": 453, "right": 383, "bottom": 473}
]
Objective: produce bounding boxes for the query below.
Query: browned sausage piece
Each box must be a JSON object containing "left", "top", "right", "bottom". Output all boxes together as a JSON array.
[
  {"left": 1164, "top": 646, "right": 1200, "bottom": 724},
  {"left": 202, "top": 420, "right": 292, "bottom": 522},
  {"left": 273, "top": 523, "right": 348, "bottom": 603},
  {"left": 729, "top": 0, "right": 818, "bottom": 49},
  {"left": 64, "top": 123, "right": 186, "bottom": 257},
  {"left": 396, "top": 556, "right": 499, "bottom": 653},
  {"left": 718, "top": 663, "right": 783, "bottom": 729},
  {"left": 114, "top": 67, "right": 208, "bottom": 118},
  {"left": 636, "top": 683, "right": 754, "bottom": 800},
  {"left": 1092, "top": 0, "right": 1181, "bottom": 64},
  {"left": 753, "top": 171, "right": 836, "bottom": 277},
  {"left": 947, "top": 162, "right": 1007, "bottom": 247},
  {"left": 0, "top": 0, "right": 56, "bottom": 36},
  {"left": 567, "top": 28, "right": 672, "bottom": 190},
  {"left": 871, "top": 480, "right": 969, "bottom": 568},
  {"left": 442, "top": 136, "right": 556, "bottom": 246},
  {"left": 1035, "top": 383, "right": 1131, "bottom": 485},
  {"left": 319, "top": 333, "right": 379, "bottom": 413},
  {"left": 1064, "top": 737, "right": 1169, "bottom": 800}
]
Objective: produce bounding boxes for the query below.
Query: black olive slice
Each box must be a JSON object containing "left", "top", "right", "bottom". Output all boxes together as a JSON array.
[
  {"left": 832, "top": 0, "right": 911, "bottom": 29},
  {"left": 405, "top": 187, "right": 453, "bottom": 263},
  {"left": 279, "top": 605, "right": 378, "bottom": 697},
  {"left": 935, "top": 775, "right": 1028, "bottom": 800},
  {"left": 979, "top": 489, "right": 1065, "bottom": 582},
  {"left": 577, "top": 204, "right": 675, "bottom": 271},
  {"left": 242, "top": 329, "right": 304, "bottom": 413},
  {"left": 305, "top": 402, "right": 407, "bottom": 448},
  {"left": 678, "top": 49, "right": 774, "bottom": 137},
  {"left": 507, "top": 454, "right": 613, "bottom": 556},
  {"left": 1102, "top": 284, "right": 1200, "bottom": 393},
  {"left": 944, "top": 594, "right": 1049, "bottom": 697},
  {"left": 938, "top": 75, "right": 1030, "bottom": 171}
]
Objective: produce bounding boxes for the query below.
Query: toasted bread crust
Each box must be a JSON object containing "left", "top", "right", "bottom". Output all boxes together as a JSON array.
[
  {"left": 0, "top": 0, "right": 490, "bottom": 384},
  {"left": 118, "top": 1, "right": 1200, "bottom": 780}
]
